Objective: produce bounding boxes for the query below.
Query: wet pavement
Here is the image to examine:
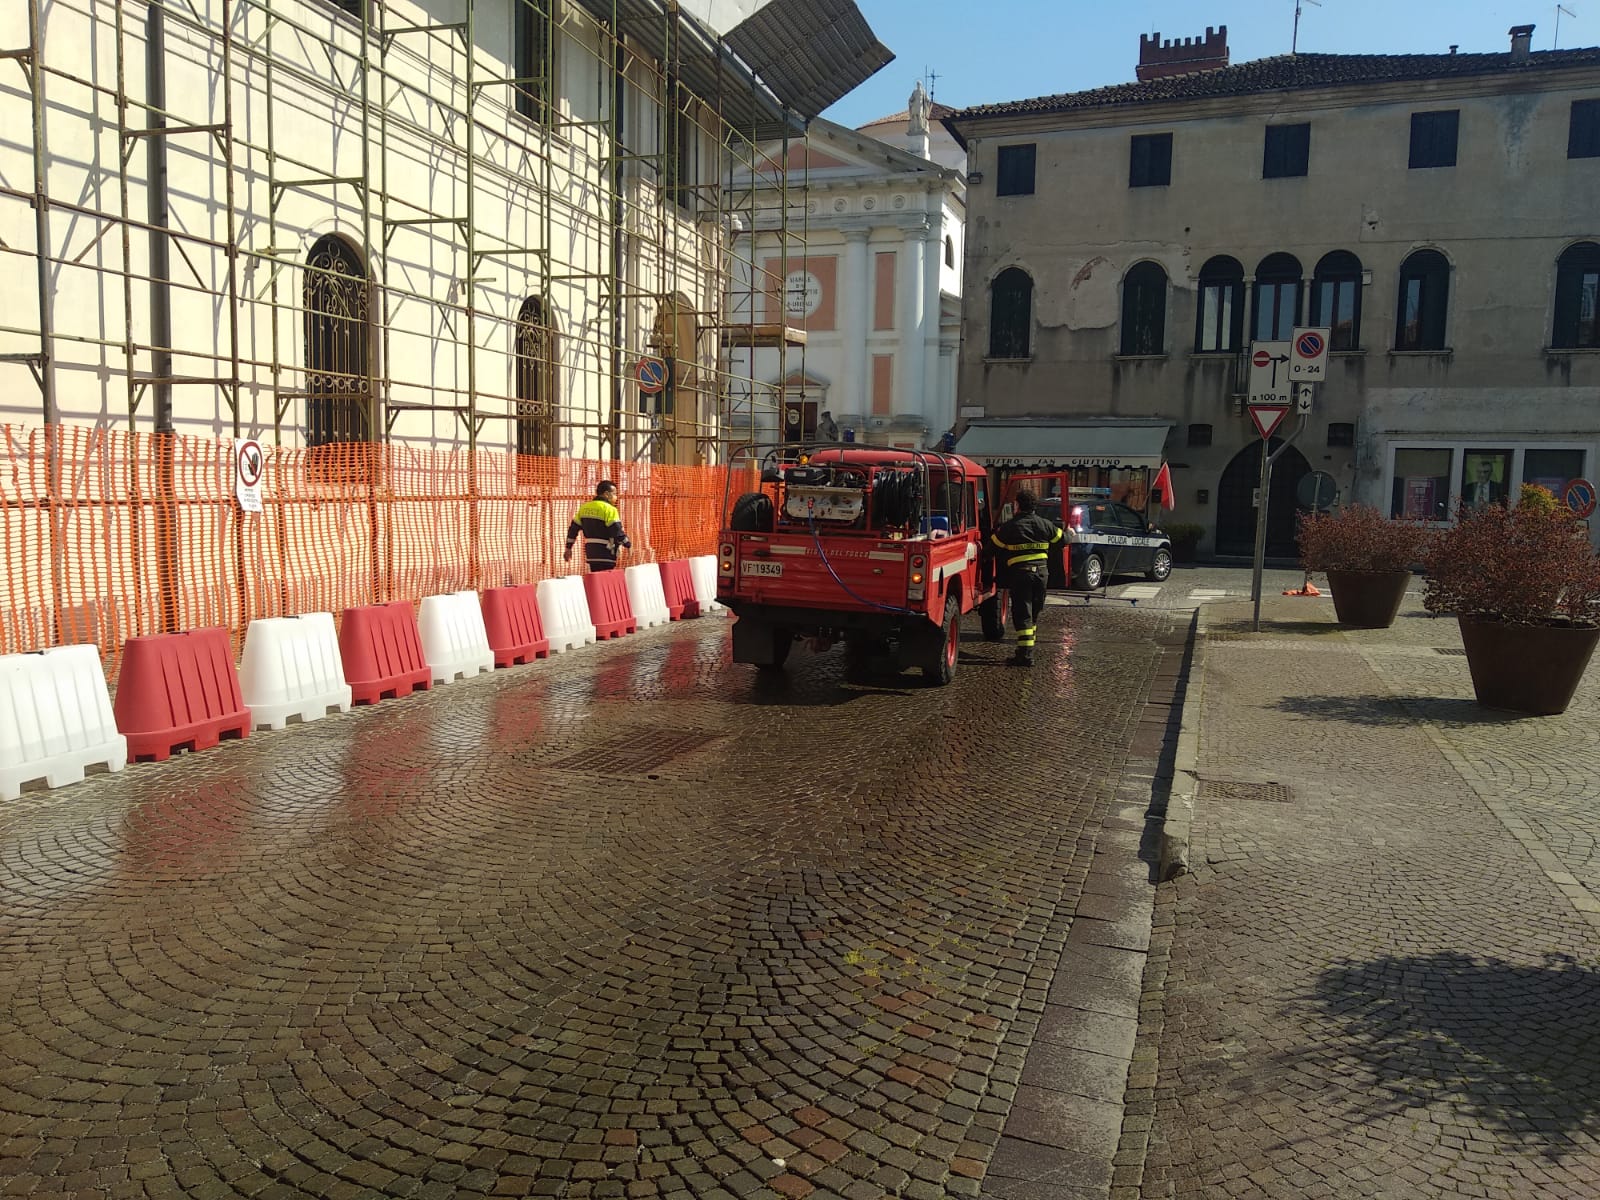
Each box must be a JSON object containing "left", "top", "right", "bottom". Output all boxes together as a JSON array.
[{"left": 0, "top": 596, "right": 1186, "bottom": 1200}]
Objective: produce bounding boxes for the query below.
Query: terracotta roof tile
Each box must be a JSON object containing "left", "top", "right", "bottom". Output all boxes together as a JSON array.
[
  {"left": 947, "top": 47, "right": 1600, "bottom": 121},
  {"left": 859, "top": 101, "right": 957, "bottom": 128}
]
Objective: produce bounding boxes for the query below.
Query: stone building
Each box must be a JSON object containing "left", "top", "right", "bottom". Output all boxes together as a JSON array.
[{"left": 944, "top": 24, "right": 1600, "bottom": 556}]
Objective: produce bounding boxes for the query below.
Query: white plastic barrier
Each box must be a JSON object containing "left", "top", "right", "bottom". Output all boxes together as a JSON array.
[
  {"left": 0, "top": 644, "right": 126, "bottom": 802},
  {"left": 418, "top": 591, "right": 495, "bottom": 683},
  {"left": 536, "top": 576, "right": 597, "bottom": 653},
  {"left": 239, "top": 612, "right": 353, "bottom": 731},
  {"left": 688, "top": 554, "right": 726, "bottom": 612},
  {"left": 624, "top": 564, "right": 672, "bottom": 629}
]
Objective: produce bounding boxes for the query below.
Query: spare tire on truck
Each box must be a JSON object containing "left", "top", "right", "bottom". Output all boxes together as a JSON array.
[{"left": 729, "top": 491, "right": 774, "bottom": 532}]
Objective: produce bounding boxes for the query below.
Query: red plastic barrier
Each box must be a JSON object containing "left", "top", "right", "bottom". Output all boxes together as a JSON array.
[
  {"left": 582, "top": 571, "right": 637, "bottom": 639},
  {"left": 339, "top": 602, "right": 433, "bottom": 705},
  {"left": 481, "top": 584, "right": 551, "bottom": 667},
  {"left": 114, "top": 626, "right": 251, "bottom": 762},
  {"left": 658, "top": 559, "right": 699, "bottom": 621}
]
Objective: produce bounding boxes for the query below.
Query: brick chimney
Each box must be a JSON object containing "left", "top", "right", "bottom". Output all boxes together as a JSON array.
[
  {"left": 1509, "top": 23, "right": 1535, "bottom": 62},
  {"left": 1137, "top": 26, "right": 1230, "bottom": 81}
]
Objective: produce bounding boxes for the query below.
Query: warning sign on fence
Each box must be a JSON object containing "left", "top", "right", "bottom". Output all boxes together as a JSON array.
[{"left": 235, "top": 438, "right": 265, "bottom": 514}]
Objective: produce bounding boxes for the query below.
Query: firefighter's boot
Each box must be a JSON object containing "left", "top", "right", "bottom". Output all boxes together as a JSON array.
[{"left": 1011, "top": 625, "right": 1036, "bottom": 667}]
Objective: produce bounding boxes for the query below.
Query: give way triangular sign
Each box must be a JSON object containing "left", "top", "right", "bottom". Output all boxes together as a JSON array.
[{"left": 1248, "top": 404, "right": 1289, "bottom": 440}]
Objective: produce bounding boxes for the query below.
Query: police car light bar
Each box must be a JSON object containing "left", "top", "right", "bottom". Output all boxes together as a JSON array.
[{"left": 1067, "top": 487, "right": 1112, "bottom": 498}]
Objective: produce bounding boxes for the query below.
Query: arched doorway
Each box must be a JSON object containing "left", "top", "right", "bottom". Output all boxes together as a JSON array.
[{"left": 1215, "top": 438, "right": 1312, "bottom": 558}]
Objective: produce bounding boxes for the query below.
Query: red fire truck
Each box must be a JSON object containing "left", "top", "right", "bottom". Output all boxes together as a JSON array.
[{"left": 714, "top": 445, "right": 1005, "bottom": 684}]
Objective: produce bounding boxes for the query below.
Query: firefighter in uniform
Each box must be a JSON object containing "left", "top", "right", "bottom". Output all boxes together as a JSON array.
[
  {"left": 564, "top": 480, "right": 632, "bottom": 571},
  {"left": 988, "top": 487, "right": 1062, "bottom": 667}
]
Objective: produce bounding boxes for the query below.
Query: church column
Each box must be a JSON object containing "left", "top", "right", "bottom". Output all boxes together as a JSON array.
[
  {"left": 841, "top": 227, "right": 869, "bottom": 417},
  {"left": 897, "top": 219, "right": 928, "bottom": 422},
  {"left": 922, "top": 216, "right": 944, "bottom": 440}
]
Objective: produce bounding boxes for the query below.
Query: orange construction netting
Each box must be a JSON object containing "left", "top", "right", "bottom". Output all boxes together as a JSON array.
[{"left": 0, "top": 423, "right": 730, "bottom": 679}]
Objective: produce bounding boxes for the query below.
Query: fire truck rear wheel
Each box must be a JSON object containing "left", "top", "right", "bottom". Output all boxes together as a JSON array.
[
  {"left": 922, "top": 594, "right": 961, "bottom": 685},
  {"left": 757, "top": 627, "right": 792, "bottom": 671}
]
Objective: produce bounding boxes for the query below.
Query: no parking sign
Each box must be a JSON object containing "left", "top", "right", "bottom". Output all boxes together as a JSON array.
[{"left": 1564, "top": 478, "right": 1597, "bottom": 519}]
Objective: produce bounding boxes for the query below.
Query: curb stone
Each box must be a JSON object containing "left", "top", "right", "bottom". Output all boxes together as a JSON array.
[{"left": 1156, "top": 608, "right": 1205, "bottom": 882}]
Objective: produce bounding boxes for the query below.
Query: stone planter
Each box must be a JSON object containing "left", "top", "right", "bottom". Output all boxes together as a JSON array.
[
  {"left": 1457, "top": 616, "right": 1600, "bottom": 716},
  {"left": 1324, "top": 568, "right": 1414, "bottom": 629}
]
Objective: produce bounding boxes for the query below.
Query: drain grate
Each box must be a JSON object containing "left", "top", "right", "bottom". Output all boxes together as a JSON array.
[
  {"left": 1434, "top": 647, "right": 1468, "bottom": 656},
  {"left": 1197, "top": 778, "right": 1292, "bottom": 803},
  {"left": 545, "top": 730, "right": 726, "bottom": 776}
]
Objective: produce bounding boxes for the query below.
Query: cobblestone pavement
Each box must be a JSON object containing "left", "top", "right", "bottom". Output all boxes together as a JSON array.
[
  {"left": 1131, "top": 585, "right": 1600, "bottom": 1199},
  {"left": 0, "top": 600, "right": 1183, "bottom": 1200}
]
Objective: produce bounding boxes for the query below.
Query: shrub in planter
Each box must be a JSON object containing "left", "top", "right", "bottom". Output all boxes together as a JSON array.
[
  {"left": 1296, "top": 505, "right": 1432, "bottom": 628},
  {"left": 1165, "top": 522, "right": 1204, "bottom": 564},
  {"left": 1422, "top": 495, "right": 1600, "bottom": 715}
]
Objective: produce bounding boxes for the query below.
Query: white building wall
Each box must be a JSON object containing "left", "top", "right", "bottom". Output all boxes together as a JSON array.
[{"left": 0, "top": 0, "right": 723, "bottom": 461}]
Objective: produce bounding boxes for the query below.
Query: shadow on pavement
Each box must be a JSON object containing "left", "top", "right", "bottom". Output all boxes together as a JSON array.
[
  {"left": 1206, "top": 618, "right": 1346, "bottom": 638},
  {"left": 1273, "top": 694, "right": 1542, "bottom": 728},
  {"left": 1309, "top": 952, "right": 1600, "bottom": 1152}
]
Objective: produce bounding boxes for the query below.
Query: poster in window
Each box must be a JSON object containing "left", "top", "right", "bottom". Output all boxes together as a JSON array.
[
  {"left": 1403, "top": 477, "right": 1436, "bottom": 521},
  {"left": 1461, "top": 451, "right": 1510, "bottom": 510}
]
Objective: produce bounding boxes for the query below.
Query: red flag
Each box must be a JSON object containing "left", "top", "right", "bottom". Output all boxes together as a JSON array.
[{"left": 1151, "top": 461, "right": 1176, "bottom": 512}]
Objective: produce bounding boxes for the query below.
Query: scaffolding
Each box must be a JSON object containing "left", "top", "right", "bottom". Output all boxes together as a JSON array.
[{"left": 0, "top": 0, "right": 823, "bottom": 468}]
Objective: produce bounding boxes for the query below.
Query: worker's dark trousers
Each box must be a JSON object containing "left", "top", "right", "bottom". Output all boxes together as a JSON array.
[{"left": 1007, "top": 566, "right": 1047, "bottom": 658}]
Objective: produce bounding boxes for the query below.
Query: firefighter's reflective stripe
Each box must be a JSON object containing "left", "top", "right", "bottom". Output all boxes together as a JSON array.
[
  {"left": 990, "top": 527, "right": 1063, "bottom": 568},
  {"left": 1015, "top": 624, "right": 1037, "bottom": 649}
]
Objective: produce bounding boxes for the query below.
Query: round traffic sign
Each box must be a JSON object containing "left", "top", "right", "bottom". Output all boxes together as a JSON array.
[
  {"left": 635, "top": 356, "right": 667, "bottom": 394},
  {"left": 1252, "top": 349, "right": 1272, "bottom": 368},
  {"left": 1295, "top": 331, "right": 1325, "bottom": 359},
  {"left": 1564, "top": 478, "right": 1597, "bottom": 519},
  {"left": 1296, "top": 470, "right": 1338, "bottom": 511}
]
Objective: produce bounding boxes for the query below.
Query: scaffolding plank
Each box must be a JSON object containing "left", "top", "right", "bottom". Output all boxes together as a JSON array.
[{"left": 708, "top": 324, "right": 806, "bottom": 349}]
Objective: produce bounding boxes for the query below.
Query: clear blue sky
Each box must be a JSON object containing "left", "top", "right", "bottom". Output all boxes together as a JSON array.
[{"left": 821, "top": 0, "right": 1591, "bottom": 128}]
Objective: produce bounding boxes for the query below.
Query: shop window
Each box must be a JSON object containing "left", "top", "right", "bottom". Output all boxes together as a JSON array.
[
  {"left": 1129, "top": 133, "right": 1172, "bottom": 187},
  {"left": 1522, "top": 449, "right": 1586, "bottom": 500},
  {"left": 1263, "top": 123, "right": 1310, "bottom": 178},
  {"left": 1569, "top": 98, "right": 1600, "bottom": 159},
  {"left": 1120, "top": 262, "right": 1168, "bottom": 355},
  {"left": 1409, "top": 109, "right": 1459, "bottom": 169},
  {"left": 1187, "top": 423, "right": 1213, "bottom": 447},
  {"left": 1327, "top": 423, "right": 1354, "bottom": 448},
  {"left": 1553, "top": 242, "right": 1600, "bottom": 349},
  {"left": 989, "top": 267, "right": 1032, "bottom": 358},
  {"left": 1252, "top": 252, "right": 1302, "bottom": 341},
  {"left": 997, "top": 144, "right": 1036, "bottom": 196},
  {"left": 1195, "top": 255, "right": 1244, "bottom": 352},
  {"left": 1391, "top": 447, "right": 1452, "bottom": 520},
  {"left": 1311, "top": 251, "right": 1363, "bottom": 350},
  {"left": 1395, "top": 250, "right": 1450, "bottom": 351}
]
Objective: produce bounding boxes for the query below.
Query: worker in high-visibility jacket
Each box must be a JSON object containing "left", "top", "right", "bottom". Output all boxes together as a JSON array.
[
  {"left": 564, "top": 480, "right": 632, "bottom": 571},
  {"left": 988, "top": 487, "right": 1062, "bottom": 667}
]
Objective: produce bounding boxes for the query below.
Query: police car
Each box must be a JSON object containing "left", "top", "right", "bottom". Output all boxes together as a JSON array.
[{"left": 1036, "top": 489, "right": 1174, "bottom": 590}]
